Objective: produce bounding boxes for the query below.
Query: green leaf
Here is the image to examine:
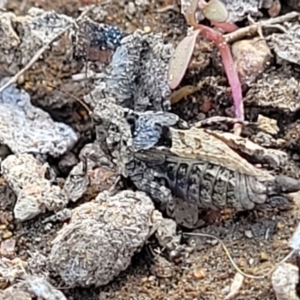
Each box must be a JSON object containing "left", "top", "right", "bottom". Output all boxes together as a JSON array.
[
  {"left": 168, "top": 29, "right": 200, "bottom": 89},
  {"left": 202, "top": 0, "right": 229, "bottom": 23}
]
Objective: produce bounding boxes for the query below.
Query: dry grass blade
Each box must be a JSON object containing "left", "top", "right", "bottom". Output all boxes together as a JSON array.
[
  {"left": 184, "top": 232, "right": 297, "bottom": 280},
  {"left": 170, "top": 85, "right": 200, "bottom": 104},
  {"left": 45, "top": 84, "right": 92, "bottom": 115},
  {"left": 168, "top": 29, "right": 200, "bottom": 89},
  {"left": 183, "top": 232, "right": 265, "bottom": 279},
  {"left": 224, "top": 273, "right": 244, "bottom": 299}
]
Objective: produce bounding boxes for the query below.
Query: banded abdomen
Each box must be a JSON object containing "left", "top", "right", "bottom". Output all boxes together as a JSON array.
[{"left": 152, "top": 155, "right": 269, "bottom": 211}]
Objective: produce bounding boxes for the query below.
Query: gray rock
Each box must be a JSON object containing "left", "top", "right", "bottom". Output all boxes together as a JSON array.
[
  {"left": 0, "top": 83, "right": 77, "bottom": 158},
  {"left": 49, "top": 190, "right": 180, "bottom": 287}
]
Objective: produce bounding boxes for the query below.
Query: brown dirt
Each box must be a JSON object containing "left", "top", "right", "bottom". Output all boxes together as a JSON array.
[{"left": 1, "top": 0, "right": 300, "bottom": 299}]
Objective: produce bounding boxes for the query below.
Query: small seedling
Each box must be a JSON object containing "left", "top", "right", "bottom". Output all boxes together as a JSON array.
[
  {"left": 199, "top": 0, "right": 228, "bottom": 23},
  {"left": 169, "top": 0, "right": 244, "bottom": 121}
]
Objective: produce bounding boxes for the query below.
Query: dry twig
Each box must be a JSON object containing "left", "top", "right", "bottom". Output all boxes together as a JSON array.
[
  {"left": 184, "top": 232, "right": 296, "bottom": 279},
  {"left": 224, "top": 11, "right": 299, "bottom": 43}
]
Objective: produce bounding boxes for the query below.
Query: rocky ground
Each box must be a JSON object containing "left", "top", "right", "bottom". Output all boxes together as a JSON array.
[{"left": 1, "top": 0, "right": 300, "bottom": 299}]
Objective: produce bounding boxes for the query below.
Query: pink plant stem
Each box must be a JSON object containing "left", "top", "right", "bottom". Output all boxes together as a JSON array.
[
  {"left": 195, "top": 24, "right": 244, "bottom": 121},
  {"left": 210, "top": 21, "right": 238, "bottom": 33}
]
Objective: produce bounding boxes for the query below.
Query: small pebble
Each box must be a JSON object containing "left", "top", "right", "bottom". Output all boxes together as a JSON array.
[
  {"left": 216, "top": 272, "right": 230, "bottom": 280},
  {"left": 292, "top": 153, "right": 300, "bottom": 161},
  {"left": 127, "top": 2, "right": 136, "bottom": 15},
  {"left": 260, "top": 252, "right": 269, "bottom": 261},
  {"left": 210, "top": 239, "right": 218, "bottom": 246},
  {"left": 193, "top": 267, "right": 206, "bottom": 279},
  {"left": 221, "top": 286, "right": 230, "bottom": 295},
  {"left": 268, "top": 0, "right": 281, "bottom": 17},
  {"left": 0, "top": 280, "right": 9, "bottom": 289},
  {"left": 143, "top": 26, "right": 151, "bottom": 33},
  {"left": 0, "top": 238, "right": 16, "bottom": 255},
  {"left": 185, "top": 247, "right": 194, "bottom": 254},
  {"left": 148, "top": 276, "right": 156, "bottom": 282},
  {"left": 2, "top": 230, "right": 13, "bottom": 239},
  {"left": 277, "top": 222, "right": 285, "bottom": 230},
  {"left": 200, "top": 100, "right": 212, "bottom": 113},
  {"left": 244, "top": 230, "right": 253, "bottom": 238},
  {"left": 197, "top": 113, "right": 206, "bottom": 121},
  {"left": 232, "top": 37, "right": 272, "bottom": 85},
  {"left": 17, "top": 74, "right": 25, "bottom": 85},
  {"left": 140, "top": 277, "right": 148, "bottom": 283},
  {"left": 272, "top": 263, "right": 299, "bottom": 300}
]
